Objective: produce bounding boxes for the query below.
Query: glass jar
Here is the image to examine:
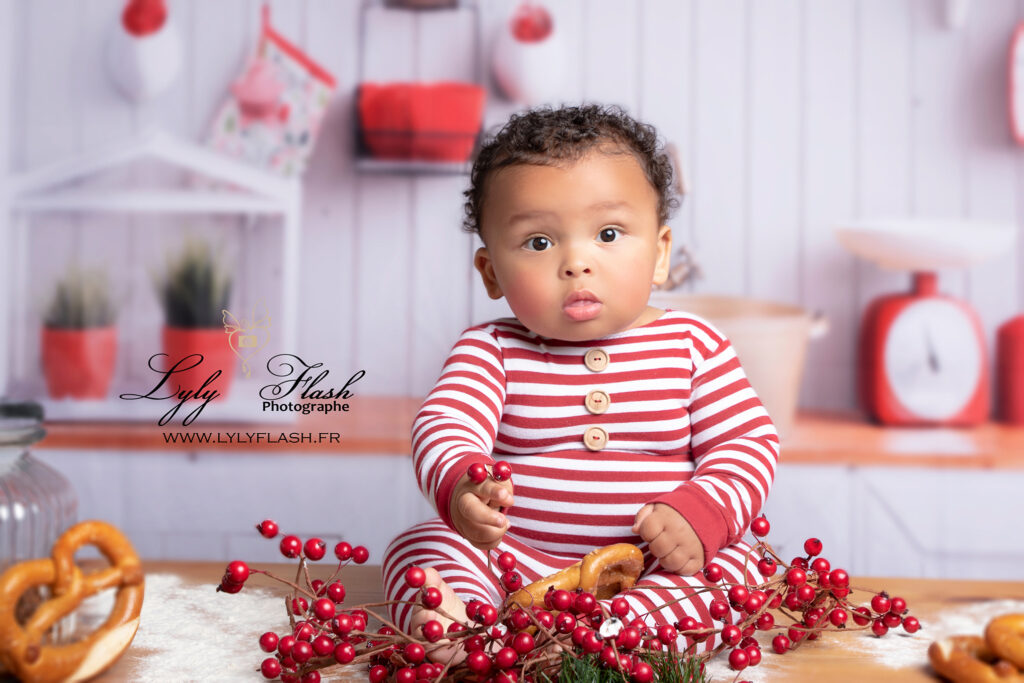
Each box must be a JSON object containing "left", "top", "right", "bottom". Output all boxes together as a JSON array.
[{"left": 0, "top": 401, "right": 78, "bottom": 570}]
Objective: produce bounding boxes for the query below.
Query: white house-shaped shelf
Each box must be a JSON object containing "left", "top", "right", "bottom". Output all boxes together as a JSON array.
[{"left": 1, "top": 130, "right": 302, "bottom": 422}]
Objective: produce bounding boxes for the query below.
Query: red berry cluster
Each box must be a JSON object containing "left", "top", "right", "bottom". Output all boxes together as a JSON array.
[
  {"left": 702, "top": 516, "right": 922, "bottom": 674},
  {"left": 466, "top": 460, "right": 513, "bottom": 484},
  {"left": 397, "top": 548, "right": 670, "bottom": 683},
  {"left": 217, "top": 519, "right": 371, "bottom": 683},
  {"left": 218, "top": 466, "right": 921, "bottom": 682}
]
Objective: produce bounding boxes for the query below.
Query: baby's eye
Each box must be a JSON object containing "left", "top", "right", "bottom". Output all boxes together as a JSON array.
[
  {"left": 523, "top": 236, "right": 552, "bottom": 251},
  {"left": 598, "top": 226, "right": 623, "bottom": 243}
]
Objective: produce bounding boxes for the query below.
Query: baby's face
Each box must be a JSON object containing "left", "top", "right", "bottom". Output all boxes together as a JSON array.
[{"left": 475, "top": 149, "right": 672, "bottom": 341}]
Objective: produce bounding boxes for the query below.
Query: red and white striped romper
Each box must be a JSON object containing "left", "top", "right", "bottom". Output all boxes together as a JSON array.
[{"left": 382, "top": 310, "right": 780, "bottom": 651}]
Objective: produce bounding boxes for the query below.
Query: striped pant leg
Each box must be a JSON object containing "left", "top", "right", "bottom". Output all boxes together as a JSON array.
[
  {"left": 614, "top": 541, "right": 762, "bottom": 653},
  {"left": 382, "top": 518, "right": 499, "bottom": 633},
  {"left": 382, "top": 519, "right": 584, "bottom": 633}
]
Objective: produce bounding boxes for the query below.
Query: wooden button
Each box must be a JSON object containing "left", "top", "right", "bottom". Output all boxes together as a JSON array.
[
  {"left": 583, "top": 426, "right": 608, "bottom": 451},
  {"left": 585, "top": 390, "right": 610, "bottom": 415},
  {"left": 584, "top": 348, "right": 609, "bottom": 372}
]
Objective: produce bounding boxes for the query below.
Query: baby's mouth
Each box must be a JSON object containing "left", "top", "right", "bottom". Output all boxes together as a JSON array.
[{"left": 563, "top": 290, "right": 603, "bottom": 322}]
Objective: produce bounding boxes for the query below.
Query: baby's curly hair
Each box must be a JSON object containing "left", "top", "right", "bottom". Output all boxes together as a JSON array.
[{"left": 463, "top": 104, "right": 679, "bottom": 234}]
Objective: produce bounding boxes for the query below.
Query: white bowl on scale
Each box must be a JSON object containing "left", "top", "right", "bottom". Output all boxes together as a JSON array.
[{"left": 834, "top": 218, "right": 1015, "bottom": 271}]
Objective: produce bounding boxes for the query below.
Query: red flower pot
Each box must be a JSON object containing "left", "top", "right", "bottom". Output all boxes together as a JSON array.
[
  {"left": 358, "top": 82, "right": 485, "bottom": 162},
  {"left": 42, "top": 327, "right": 118, "bottom": 399},
  {"left": 161, "top": 327, "right": 236, "bottom": 399}
]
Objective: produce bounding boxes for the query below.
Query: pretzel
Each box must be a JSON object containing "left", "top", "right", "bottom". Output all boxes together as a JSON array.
[
  {"left": 0, "top": 520, "right": 145, "bottom": 683},
  {"left": 985, "top": 615, "right": 1024, "bottom": 671},
  {"left": 506, "top": 543, "right": 644, "bottom": 610},
  {"left": 928, "top": 635, "right": 1024, "bottom": 682}
]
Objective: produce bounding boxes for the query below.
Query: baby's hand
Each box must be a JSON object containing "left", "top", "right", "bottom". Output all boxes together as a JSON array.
[
  {"left": 632, "top": 503, "right": 704, "bottom": 576},
  {"left": 449, "top": 472, "right": 514, "bottom": 551}
]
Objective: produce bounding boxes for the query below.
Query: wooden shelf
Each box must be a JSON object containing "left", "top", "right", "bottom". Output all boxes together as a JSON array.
[
  {"left": 38, "top": 395, "right": 421, "bottom": 454},
  {"left": 784, "top": 411, "right": 1024, "bottom": 469},
  {"left": 35, "top": 398, "right": 1024, "bottom": 467}
]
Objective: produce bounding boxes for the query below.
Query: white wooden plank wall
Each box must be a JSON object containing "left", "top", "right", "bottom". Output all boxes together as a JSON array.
[{"left": 7, "top": 0, "right": 1024, "bottom": 413}]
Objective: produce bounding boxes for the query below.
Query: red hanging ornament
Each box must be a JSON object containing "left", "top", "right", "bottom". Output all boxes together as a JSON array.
[{"left": 121, "top": 0, "right": 167, "bottom": 37}]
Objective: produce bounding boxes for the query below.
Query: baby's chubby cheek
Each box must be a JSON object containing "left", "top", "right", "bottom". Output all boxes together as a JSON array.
[{"left": 500, "top": 276, "right": 553, "bottom": 325}]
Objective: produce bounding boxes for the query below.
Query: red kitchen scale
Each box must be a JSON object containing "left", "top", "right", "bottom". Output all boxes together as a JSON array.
[{"left": 835, "top": 219, "right": 1015, "bottom": 426}]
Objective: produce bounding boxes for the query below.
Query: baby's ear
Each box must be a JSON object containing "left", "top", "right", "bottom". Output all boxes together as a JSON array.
[
  {"left": 474, "top": 247, "right": 504, "bottom": 300},
  {"left": 652, "top": 225, "right": 673, "bottom": 285}
]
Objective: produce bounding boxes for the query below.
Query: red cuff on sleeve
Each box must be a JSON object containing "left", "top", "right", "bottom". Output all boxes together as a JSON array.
[
  {"left": 653, "top": 484, "right": 730, "bottom": 567},
  {"left": 435, "top": 454, "right": 494, "bottom": 531}
]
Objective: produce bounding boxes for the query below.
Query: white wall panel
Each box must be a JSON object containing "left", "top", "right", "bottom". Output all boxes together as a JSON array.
[
  {"left": 354, "top": 7, "right": 416, "bottom": 394},
  {"left": 801, "top": 0, "right": 858, "bottom": 412},
  {"left": 582, "top": 0, "right": 640, "bottom": 112},
  {"left": 760, "top": 465, "right": 854, "bottom": 571},
  {"left": 963, "top": 1, "right": 1020, "bottom": 394},
  {"left": 19, "top": 0, "right": 83, "bottom": 390},
  {"left": 79, "top": 0, "right": 140, "bottom": 386},
  {"left": 639, "top": 0, "right": 692, "bottom": 254},
  {"left": 691, "top": 0, "right": 746, "bottom": 296},
  {"left": 910, "top": 0, "right": 969, "bottom": 300},
  {"left": 409, "top": 7, "right": 479, "bottom": 394},
  {"left": 302, "top": 0, "right": 359, "bottom": 372},
  {"left": 748, "top": 0, "right": 801, "bottom": 303},
  {"left": 547, "top": 0, "right": 585, "bottom": 106},
  {"left": 8, "top": 0, "right": 1024, "bottom": 413},
  {"left": 856, "top": 0, "right": 914, "bottom": 320}
]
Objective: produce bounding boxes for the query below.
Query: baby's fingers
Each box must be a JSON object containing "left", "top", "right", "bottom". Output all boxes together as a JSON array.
[
  {"left": 478, "top": 479, "right": 514, "bottom": 510},
  {"left": 457, "top": 491, "right": 508, "bottom": 529},
  {"left": 456, "top": 492, "right": 509, "bottom": 550},
  {"left": 647, "top": 532, "right": 678, "bottom": 562},
  {"left": 466, "top": 521, "right": 508, "bottom": 551},
  {"left": 632, "top": 503, "right": 654, "bottom": 535},
  {"left": 634, "top": 507, "right": 665, "bottom": 543}
]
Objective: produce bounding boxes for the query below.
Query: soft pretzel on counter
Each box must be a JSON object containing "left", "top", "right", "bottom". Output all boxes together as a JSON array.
[
  {"left": 506, "top": 543, "right": 644, "bottom": 610},
  {"left": 986, "top": 614, "right": 1024, "bottom": 671},
  {"left": 928, "top": 631, "right": 1024, "bottom": 683},
  {"left": 0, "top": 520, "right": 145, "bottom": 683}
]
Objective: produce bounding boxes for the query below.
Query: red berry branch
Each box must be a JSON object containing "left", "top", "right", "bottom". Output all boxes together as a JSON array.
[{"left": 217, "top": 463, "right": 920, "bottom": 682}]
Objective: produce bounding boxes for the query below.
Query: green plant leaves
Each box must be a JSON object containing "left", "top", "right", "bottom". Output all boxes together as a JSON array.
[
  {"left": 156, "top": 238, "right": 233, "bottom": 328},
  {"left": 44, "top": 266, "right": 117, "bottom": 329}
]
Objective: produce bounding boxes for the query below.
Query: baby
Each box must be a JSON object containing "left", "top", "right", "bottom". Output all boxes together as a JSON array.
[{"left": 382, "top": 104, "right": 780, "bottom": 658}]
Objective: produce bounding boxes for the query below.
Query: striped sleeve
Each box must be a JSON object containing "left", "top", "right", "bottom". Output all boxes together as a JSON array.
[
  {"left": 412, "top": 325, "right": 507, "bottom": 529},
  {"left": 653, "top": 337, "right": 780, "bottom": 565}
]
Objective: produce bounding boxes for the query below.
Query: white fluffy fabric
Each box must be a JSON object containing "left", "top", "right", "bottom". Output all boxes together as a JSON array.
[{"left": 81, "top": 573, "right": 355, "bottom": 681}]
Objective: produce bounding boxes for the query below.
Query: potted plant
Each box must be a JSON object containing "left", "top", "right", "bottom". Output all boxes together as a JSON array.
[
  {"left": 155, "top": 238, "right": 235, "bottom": 398},
  {"left": 41, "top": 267, "right": 118, "bottom": 399}
]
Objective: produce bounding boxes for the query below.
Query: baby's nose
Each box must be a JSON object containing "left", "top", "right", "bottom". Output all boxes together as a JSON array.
[
  {"left": 561, "top": 250, "right": 592, "bottom": 277},
  {"left": 563, "top": 263, "right": 592, "bottom": 276}
]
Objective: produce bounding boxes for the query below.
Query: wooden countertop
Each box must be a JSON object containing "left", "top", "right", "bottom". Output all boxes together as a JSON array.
[
  {"left": 36, "top": 396, "right": 1024, "bottom": 468},
  {"left": 90, "top": 562, "right": 1024, "bottom": 682}
]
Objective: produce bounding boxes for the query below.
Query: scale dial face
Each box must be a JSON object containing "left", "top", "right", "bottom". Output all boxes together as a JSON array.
[{"left": 882, "top": 299, "right": 982, "bottom": 420}]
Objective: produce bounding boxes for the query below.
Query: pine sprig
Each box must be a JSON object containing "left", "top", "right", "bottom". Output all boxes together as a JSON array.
[
  {"left": 643, "top": 649, "right": 708, "bottom": 682},
  {"left": 536, "top": 651, "right": 709, "bottom": 683}
]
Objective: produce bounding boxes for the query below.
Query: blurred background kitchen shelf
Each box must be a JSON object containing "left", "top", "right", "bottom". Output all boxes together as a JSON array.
[{"left": 2, "top": 130, "right": 301, "bottom": 421}]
